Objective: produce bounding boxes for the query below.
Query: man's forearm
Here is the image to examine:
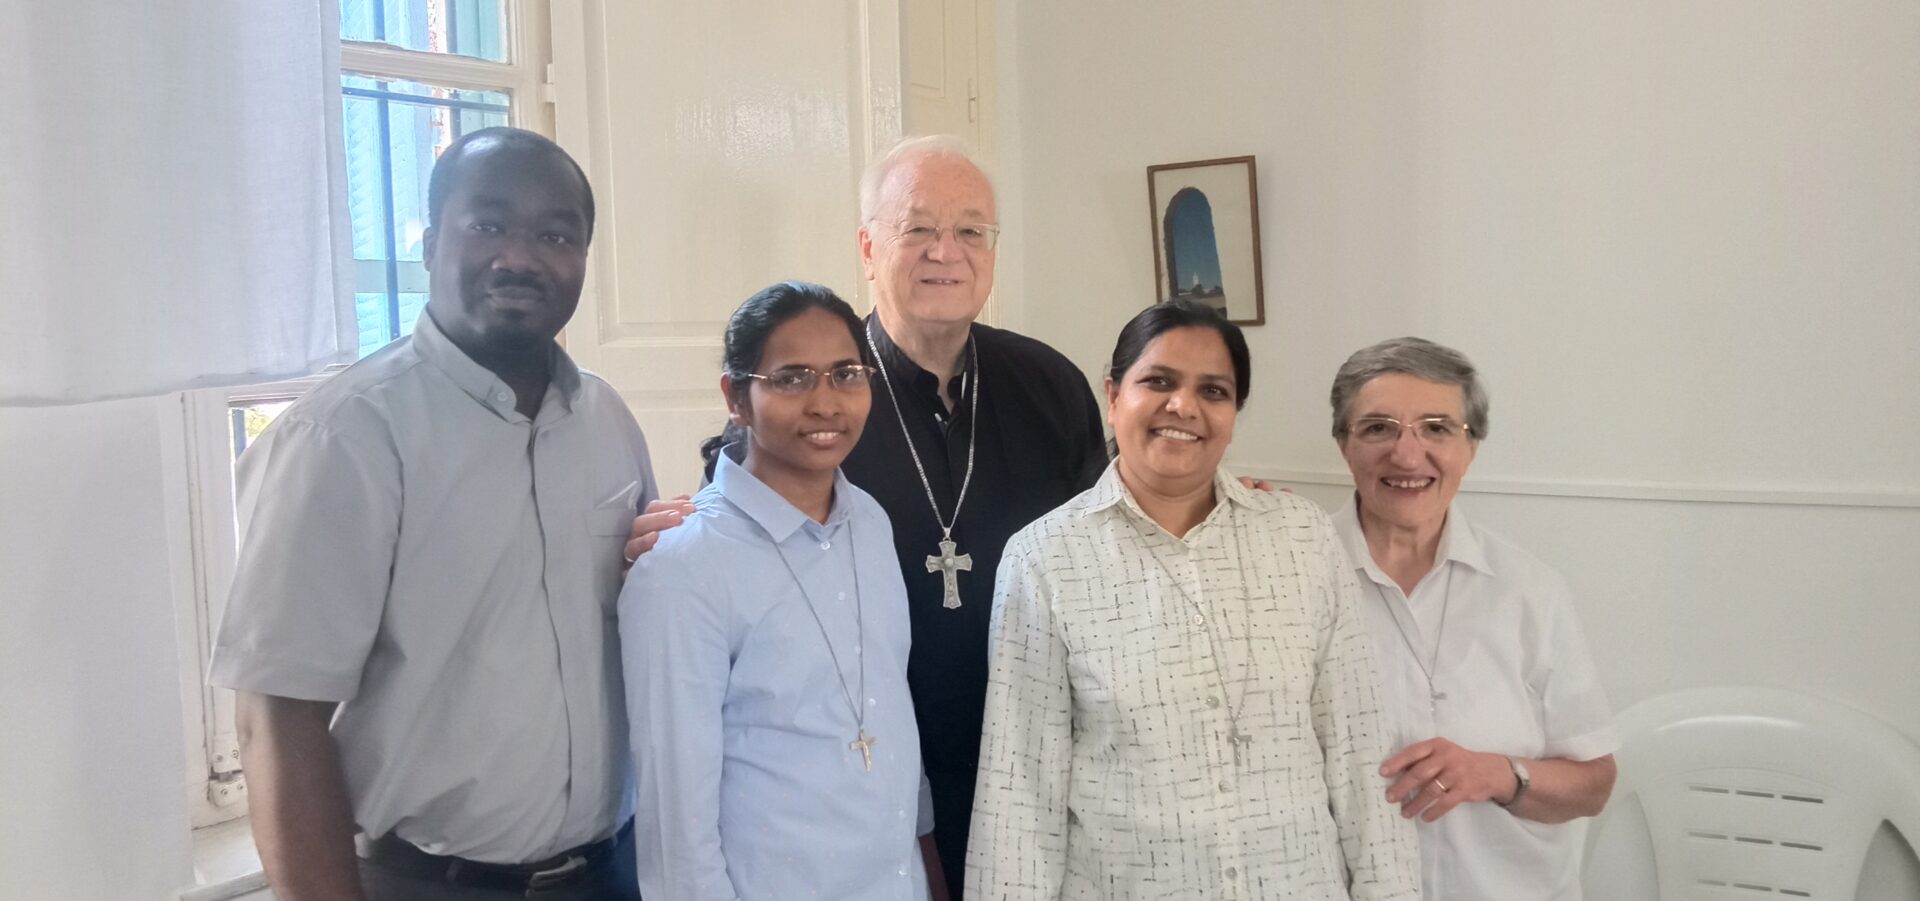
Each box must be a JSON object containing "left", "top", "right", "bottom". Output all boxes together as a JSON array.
[{"left": 236, "top": 693, "right": 366, "bottom": 901}]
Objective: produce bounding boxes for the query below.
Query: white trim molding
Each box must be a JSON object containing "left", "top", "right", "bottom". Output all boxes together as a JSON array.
[{"left": 1237, "top": 466, "right": 1920, "bottom": 511}]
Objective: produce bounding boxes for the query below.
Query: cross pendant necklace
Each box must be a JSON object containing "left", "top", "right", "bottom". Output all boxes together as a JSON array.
[
  {"left": 926, "top": 536, "right": 973, "bottom": 610},
  {"left": 867, "top": 319, "right": 980, "bottom": 609},
  {"left": 770, "top": 518, "right": 876, "bottom": 773},
  {"left": 1141, "top": 502, "right": 1260, "bottom": 767},
  {"left": 1374, "top": 565, "right": 1455, "bottom": 712},
  {"left": 850, "top": 732, "right": 877, "bottom": 772},
  {"left": 1227, "top": 724, "right": 1254, "bottom": 765}
]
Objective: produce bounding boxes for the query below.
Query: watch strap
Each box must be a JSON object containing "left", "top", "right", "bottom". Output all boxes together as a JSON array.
[{"left": 1497, "top": 756, "right": 1531, "bottom": 808}]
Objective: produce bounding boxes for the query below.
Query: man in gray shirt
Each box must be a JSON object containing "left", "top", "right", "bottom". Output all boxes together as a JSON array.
[{"left": 212, "top": 127, "right": 682, "bottom": 900}]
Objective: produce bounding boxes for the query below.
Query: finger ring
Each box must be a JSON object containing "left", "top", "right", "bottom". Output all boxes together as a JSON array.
[{"left": 1432, "top": 778, "right": 1449, "bottom": 793}]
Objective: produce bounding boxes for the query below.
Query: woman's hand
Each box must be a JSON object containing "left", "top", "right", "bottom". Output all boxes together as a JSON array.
[{"left": 1380, "top": 736, "right": 1516, "bottom": 822}]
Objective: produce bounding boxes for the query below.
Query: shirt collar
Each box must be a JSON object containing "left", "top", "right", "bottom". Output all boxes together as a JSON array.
[
  {"left": 1331, "top": 494, "right": 1496, "bottom": 582},
  {"left": 712, "top": 451, "right": 855, "bottom": 542},
  {"left": 1080, "top": 461, "right": 1262, "bottom": 542},
  {"left": 410, "top": 308, "right": 584, "bottom": 421},
  {"left": 864, "top": 312, "right": 975, "bottom": 404}
]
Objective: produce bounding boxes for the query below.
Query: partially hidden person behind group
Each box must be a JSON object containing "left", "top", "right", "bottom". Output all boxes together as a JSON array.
[
  {"left": 209, "top": 126, "right": 680, "bottom": 899},
  {"left": 967, "top": 298, "right": 1422, "bottom": 899},
  {"left": 840, "top": 134, "right": 1108, "bottom": 899},
  {"left": 1328, "top": 337, "right": 1617, "bottom": 900},
  {"left": 621, "top": 280, "right": 936, "bottom": 900}
]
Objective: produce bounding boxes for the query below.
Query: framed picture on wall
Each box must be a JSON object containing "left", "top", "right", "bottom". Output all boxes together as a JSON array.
[{"left": 1146, "top": 155, "right": 1265, "bottom": 325}]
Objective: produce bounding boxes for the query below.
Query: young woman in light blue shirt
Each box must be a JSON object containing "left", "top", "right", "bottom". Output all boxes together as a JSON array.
[{"left": 620, "top": 281, "right": 933, "bottom": 901}]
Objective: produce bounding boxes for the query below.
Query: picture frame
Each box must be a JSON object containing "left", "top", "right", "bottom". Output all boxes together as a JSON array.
[{"left": 1146, "top": 155, "right": 1265, "bottom": 326}]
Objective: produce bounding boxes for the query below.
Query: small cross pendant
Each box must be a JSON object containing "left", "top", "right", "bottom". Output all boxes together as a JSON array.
[
  {"left": 1228, "top": 726, "right": 1253, "bottom": 765},
  {"left": 850, "top": 732, "right": 877, "bottom": 772},
  {"left": 925, "top": 538, "right": 973, "bottom": 609}
]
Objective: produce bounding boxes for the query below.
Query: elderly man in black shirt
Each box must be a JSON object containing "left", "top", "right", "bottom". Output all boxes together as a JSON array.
[{"left": 842, "top": 136, "right": 1106, "bottom": 900}]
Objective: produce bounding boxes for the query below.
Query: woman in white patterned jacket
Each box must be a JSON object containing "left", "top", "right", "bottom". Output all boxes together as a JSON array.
[{"left": 966, "top": 298, "right": 1420, "bottom": 901}]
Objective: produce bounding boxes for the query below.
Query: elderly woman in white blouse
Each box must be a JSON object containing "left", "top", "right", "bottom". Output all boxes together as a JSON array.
[
  {"left": 1329, "top": 337, "right": 1617, "bottom": 901},
  {"left": 966, "top": 299, "right": 1419, "bottom": 901}
]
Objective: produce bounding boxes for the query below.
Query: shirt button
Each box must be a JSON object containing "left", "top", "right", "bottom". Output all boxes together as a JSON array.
[
  {"left": 1225, "top": 866, "right": 1238, "bottom": 879},
  {"left": 1206, "top": 696, "right": 1221, "bottom": 708},
  {"left": 1218, "top": 779, "right": 1232, "bottom": 793},
  {"left": 1192, "top": 613, "right": 1205, "bottom": 626},
  {"left": 494, "top": 391, "right": 510, "bottom": 403},
  {"left": 820, "top": 541, "right": 832, "bottom": 550}
]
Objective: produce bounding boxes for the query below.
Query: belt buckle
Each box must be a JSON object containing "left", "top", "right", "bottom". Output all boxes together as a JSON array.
[{"left": 526, "top": 854, "right": 588, "bottom": 891}]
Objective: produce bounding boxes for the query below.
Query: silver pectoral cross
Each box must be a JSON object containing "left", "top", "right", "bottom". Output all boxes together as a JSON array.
[
  {"left": 851, "top": 732, "right": 877, "bottom": 772},
  {"left": 925, "top": 537, "right": 973, "bottom": 609}
]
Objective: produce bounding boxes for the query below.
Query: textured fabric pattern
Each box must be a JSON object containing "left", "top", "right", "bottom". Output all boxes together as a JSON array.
[{"left": 968, "top": 464, "right": 1421, "bottom": 900}]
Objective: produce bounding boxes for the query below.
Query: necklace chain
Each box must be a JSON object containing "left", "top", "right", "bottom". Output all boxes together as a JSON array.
[
  {"left": 1373, "top": 563, "right": 1455, "bottom": 703},
  {"left": 1136, "top": 497, "right": 1259, "bottom": 764},
  {"left": 769, "top": 519, "right": 868, "bottom": 741},
  {"left": 865, "top": 318, "right": 979, "bottom": 541}
]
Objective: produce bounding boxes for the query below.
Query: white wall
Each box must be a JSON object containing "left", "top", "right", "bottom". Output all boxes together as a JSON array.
[
  {"left": 0, "top": 400, "right": 196, "bottom": 899},
  {"left": 1001, "top": 0, "right": 1920, "bottom": 748},
  {"left": 556, "top": 0, "right": 899, "bottom": 495}
]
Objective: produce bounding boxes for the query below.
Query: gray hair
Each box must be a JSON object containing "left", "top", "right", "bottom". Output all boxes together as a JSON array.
[
  {"left": 1330, "top": 337, "right": 1490, "bottom": 441},
  {"left": 858, "top": 134, "right": 994, "bottom": 222}
]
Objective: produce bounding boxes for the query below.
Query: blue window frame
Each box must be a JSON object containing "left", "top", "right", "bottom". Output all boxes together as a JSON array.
[{"left": 341, "top": 0, "right": 506, "bottom": 62}]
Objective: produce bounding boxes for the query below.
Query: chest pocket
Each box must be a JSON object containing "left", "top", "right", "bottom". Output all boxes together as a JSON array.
[{"left": 586, "top": 503, "right": 634, "bottom": 610}]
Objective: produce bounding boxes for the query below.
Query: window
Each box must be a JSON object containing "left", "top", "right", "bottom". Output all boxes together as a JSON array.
[{"left": 168, "top": 0, "right": 553, "bottom": 834}]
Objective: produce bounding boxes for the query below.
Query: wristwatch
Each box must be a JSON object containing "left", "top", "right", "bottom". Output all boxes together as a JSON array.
[{"left": 1497, "top": 756, "right": 1531, "bottom": 808}]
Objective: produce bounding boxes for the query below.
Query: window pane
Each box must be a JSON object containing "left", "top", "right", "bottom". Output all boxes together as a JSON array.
[
  {"left": 341, "top": 75, "right": 509, "bottom": 357},
  {"left": 229, "top": 401, "right": 295, "bottom": 461},
  {"left": 340, "top": 0, "right": 507, "bottom": 63}
]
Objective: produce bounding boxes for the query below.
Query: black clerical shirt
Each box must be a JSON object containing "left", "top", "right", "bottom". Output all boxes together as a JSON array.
[{"left": 842, "top": 314, "right": 1105, "bottom": 897}]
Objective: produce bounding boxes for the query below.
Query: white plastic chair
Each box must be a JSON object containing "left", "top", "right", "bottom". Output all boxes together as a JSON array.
[{"left": 1584, "top": 686, "right": 1920, "bottom": 899}]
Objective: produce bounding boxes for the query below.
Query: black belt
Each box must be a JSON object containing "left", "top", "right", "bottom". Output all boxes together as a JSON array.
[{"left": 357, "top": 819, "right": 631, "bottom": 893}]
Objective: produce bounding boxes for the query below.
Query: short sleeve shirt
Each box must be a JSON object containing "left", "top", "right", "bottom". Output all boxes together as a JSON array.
[
  {"left": 209, "top": 310, "right": 657, "bottom": 864},
  {"left": 1333, "top": 499, "right": 1618, "bottom": 901}
]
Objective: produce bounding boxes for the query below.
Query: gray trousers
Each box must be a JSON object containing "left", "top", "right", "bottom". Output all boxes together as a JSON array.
[{"left": 358, "top": 827, "right": 640, "bottom": 901}]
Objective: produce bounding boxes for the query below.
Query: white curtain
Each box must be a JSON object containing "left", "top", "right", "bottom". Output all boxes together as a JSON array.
[{"left": 0, "top": 0, "right": 352, "bottom": 406}]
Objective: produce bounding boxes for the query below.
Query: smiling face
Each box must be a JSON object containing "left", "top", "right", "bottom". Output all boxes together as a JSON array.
[
  {"left": 1338, "top": 373, "right": 1479, "bottom": 535},
  {"left": 1106, "top": 326, "right": 1240, "bottom": 497},
  {"left": 726, "top": 307, "right": 872, "bottom": 494},
  {"left": 858, "top": 152, "right": 997, "bottom": 333},
  {"left": 423, "top": 141, "right": 591, "bottom": 360}
]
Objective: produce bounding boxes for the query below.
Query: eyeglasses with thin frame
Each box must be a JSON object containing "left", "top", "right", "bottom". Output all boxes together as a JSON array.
[
  {"left": 1345, "top": 415, "right": 1474, "bottom": 445},
  {"left": 890, "top": 221, "right": 1001, "bottom": 252},
  {"left": 739, "top": 364, "right": 875, "bottom": 395}
]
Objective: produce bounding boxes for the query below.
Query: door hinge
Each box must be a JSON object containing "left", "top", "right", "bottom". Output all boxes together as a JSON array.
[
  {"left": 210, "top": 732, "right": 242, "bottom": 776},
  {"left": 208, "top": 771, "right": 248, "bottom": 808},
  {"left": 208, "top": 731, "right": 248, "bottom": 808}
]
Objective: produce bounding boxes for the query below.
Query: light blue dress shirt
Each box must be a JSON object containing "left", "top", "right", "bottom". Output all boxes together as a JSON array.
[{"left": 620, "top": 452, "right": 929, "bottom": 901}]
